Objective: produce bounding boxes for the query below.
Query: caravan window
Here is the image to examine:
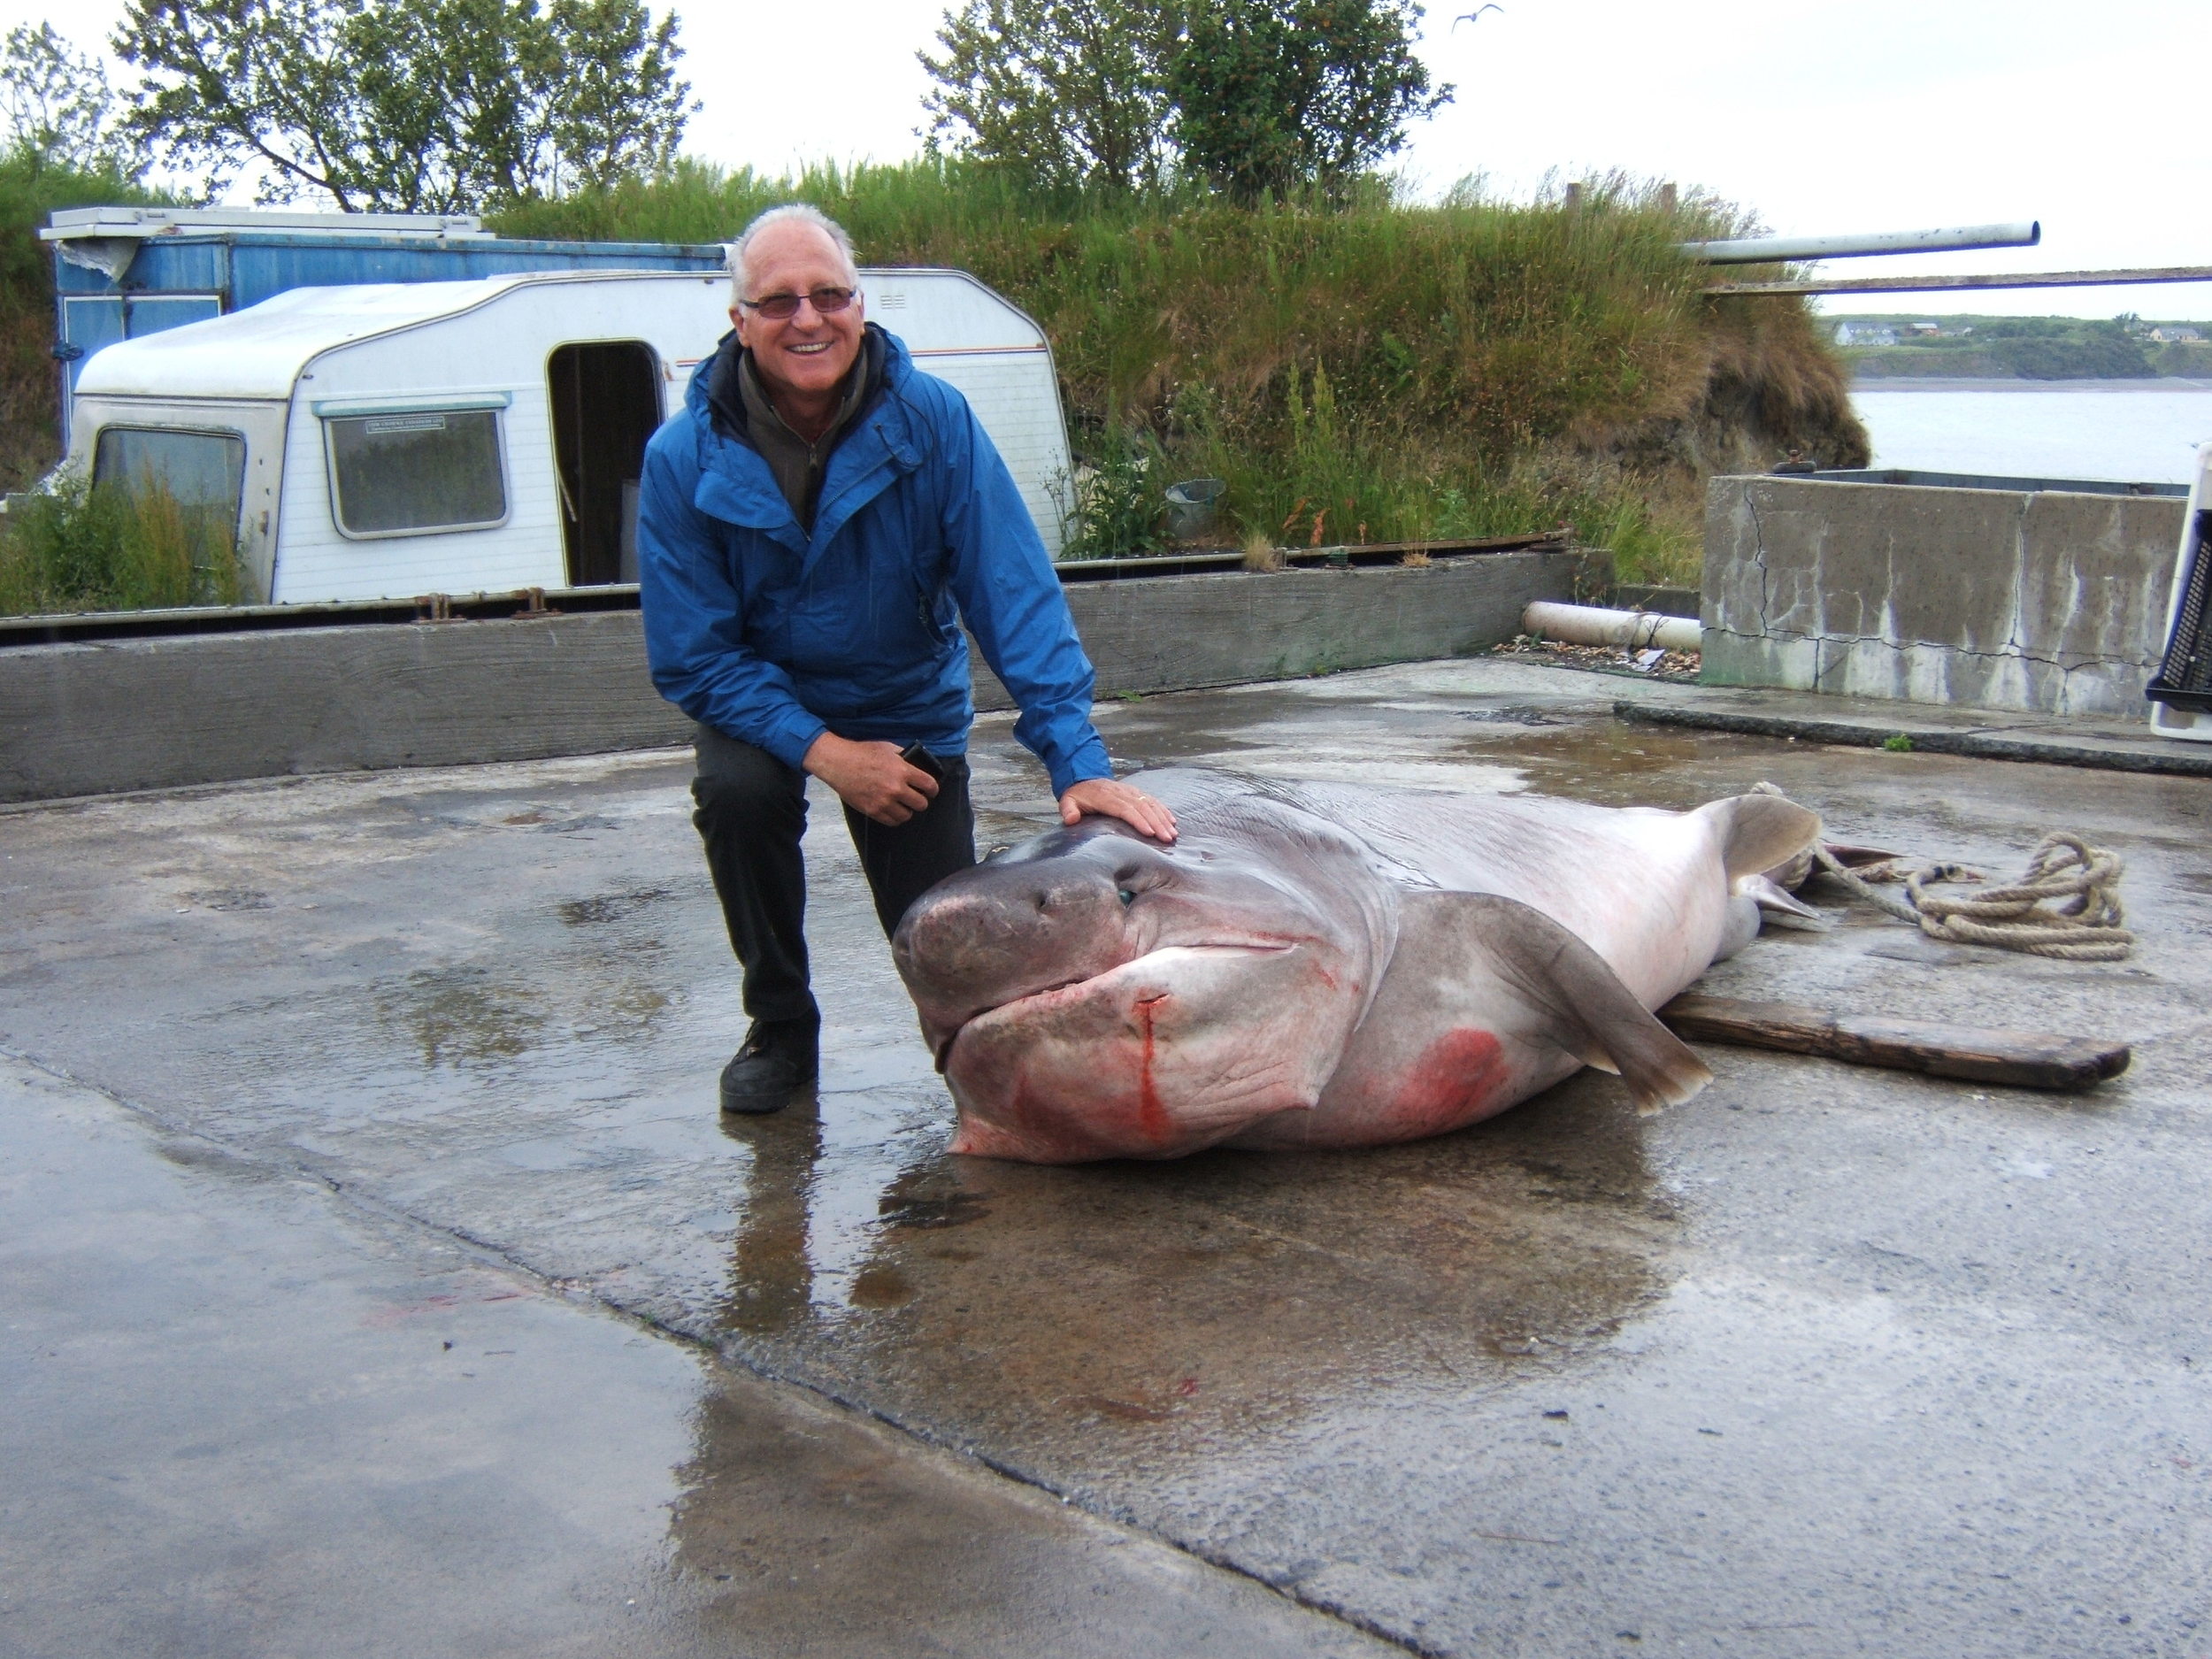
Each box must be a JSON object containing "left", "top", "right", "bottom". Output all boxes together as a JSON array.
[
  {"left": 92, "top": 427, "right": 245, "bottom": 524},
  {"left": 324, "top": 408, "right": 508, "bottom": 537}
]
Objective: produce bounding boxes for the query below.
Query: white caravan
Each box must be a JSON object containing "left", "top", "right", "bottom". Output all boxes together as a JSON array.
[{"left": 64, "top": 267, "right": 1074, "bottom": 604}]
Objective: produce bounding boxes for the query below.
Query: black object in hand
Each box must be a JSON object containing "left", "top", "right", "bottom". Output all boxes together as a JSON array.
[{"left": 899, "top": 743, "right": 945, "bottom": 781}]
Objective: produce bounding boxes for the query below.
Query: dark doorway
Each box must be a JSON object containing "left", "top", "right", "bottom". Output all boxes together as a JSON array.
[{"left": 549, "top": 342, "right": 662, "bottom": 587}]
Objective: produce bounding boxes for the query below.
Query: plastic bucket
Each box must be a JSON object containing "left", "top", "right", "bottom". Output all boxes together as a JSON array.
[{"left": 1163, "top": 477, "right": 1227, "bottom": 541}]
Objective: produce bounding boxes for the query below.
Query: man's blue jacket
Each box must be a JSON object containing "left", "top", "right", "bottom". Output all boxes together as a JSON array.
[{"left": 637, "top": 326, "right": 1111, "bottom": 796}]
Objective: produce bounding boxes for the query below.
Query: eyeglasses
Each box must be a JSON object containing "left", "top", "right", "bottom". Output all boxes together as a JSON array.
[{"left": 738, "top": 285, "right": 858, "bottom": 320}]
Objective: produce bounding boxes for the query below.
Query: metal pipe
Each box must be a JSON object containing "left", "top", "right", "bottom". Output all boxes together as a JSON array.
[
  {"left": 1523, "top": 601, "right": 1701, "bottom": 655},
  {"left": 1708, "top": 264, "right": 2212, "bottom": 297},
  {"left": 1682, "top": 222, "right": 2039, "bottom": 265}
]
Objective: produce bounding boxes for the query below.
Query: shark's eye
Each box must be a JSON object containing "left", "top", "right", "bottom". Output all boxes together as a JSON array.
[{"left": 1118, "top": 888, "right": 1138, "bottom": 907}]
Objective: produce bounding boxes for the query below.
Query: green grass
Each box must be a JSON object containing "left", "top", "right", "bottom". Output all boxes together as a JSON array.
[
  {"left": 498, "top": 160, "right": 1862, "bottom": 586},
  {"left": 0, "top": 470, "right": 244, "bottom": 615}
]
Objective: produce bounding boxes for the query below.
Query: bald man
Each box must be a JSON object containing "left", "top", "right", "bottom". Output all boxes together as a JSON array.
[{"left": 639, "top": 203, "right": 1173, "bottom": 1113}]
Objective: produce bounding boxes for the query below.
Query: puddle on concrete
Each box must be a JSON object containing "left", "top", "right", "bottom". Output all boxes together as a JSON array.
[
  {"left": 180, "top": 887, "right": 275, "bottom": 912},
  {"left": 559, "top": 885, "right": 676, "bottom": 926},
  {"left": 1469, "top": 724, "right": 1751, "bottom": 806},
  {"left": 376, "top": 966, "right": 549, "bottom": 1068}
]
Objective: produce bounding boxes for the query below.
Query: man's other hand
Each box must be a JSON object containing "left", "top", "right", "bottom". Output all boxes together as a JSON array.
[
  {"left": 804, "top": 733, "right": 939, "bottom": 826},
  {"left": 1059, "top": 778, "right": 1178, "bottom": 842}
]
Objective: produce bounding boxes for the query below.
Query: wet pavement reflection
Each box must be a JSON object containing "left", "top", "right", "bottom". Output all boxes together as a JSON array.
[{"left": 715, "top": 1077, "right": 1669, "bottom": 1428}]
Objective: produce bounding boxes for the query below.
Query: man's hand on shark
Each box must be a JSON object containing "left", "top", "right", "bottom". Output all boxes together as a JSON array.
[{"left": 1059, "top": 778, "right": 1178, "bottom": 842}]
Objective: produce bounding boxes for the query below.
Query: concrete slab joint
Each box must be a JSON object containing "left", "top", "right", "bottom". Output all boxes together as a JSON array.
[{"left": 1700, "top": 475, "right": 2185, "bottom": 719}]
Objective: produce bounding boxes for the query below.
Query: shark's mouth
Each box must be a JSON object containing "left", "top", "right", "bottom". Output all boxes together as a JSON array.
[{"left": 930, "top": 941, "right": 1296, "bottom": 1072}]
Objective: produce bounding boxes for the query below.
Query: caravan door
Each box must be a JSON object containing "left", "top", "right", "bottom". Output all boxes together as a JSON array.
[{"left": 548, "top": 342, "right": 662, "bottom": 586}]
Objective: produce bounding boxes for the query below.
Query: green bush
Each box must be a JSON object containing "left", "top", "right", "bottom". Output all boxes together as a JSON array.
[
  {"left": 0, "top": 469, "right": 243, "bottom": 615},
  {"left": 1059, "top": 422, "right": 1169, "bottom": 559}
]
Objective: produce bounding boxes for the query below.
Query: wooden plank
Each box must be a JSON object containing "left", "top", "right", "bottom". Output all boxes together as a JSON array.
[
  {"left": 1707, "top": 265, "right": 2212, "bottom": 297},
  {"left": 1659, "top": 993, "right": 2131, "bottom": 1091}
]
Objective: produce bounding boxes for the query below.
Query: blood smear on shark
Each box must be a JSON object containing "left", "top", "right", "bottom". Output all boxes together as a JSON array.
[
  {"left": 1397, "top": 1028, "right": 1507, "bottom": 1129},
  {"left": 1134, "top": 995, "right": 1171, "bottom": 1141}
]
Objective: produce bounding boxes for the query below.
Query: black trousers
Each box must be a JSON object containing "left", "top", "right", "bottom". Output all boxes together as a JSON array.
[{"left": 690, "top": 723, "right": 976, "bottom": 1024}]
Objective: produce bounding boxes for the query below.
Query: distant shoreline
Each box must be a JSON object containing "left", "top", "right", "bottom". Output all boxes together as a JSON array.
[{"left": 1852, "top": 376, "right": 2212, "bottom": 394}]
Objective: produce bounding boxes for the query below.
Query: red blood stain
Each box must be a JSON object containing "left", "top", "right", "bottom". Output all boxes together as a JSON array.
[
  {"left": 1134, "top": 994, "right": 1171, "bottom": 1140},
  {"left": 1393, "top": 1028, "right": 1507, "bottom": 1127}
]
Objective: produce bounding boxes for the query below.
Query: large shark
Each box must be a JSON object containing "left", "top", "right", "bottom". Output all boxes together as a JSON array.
[{"left": 893, "top": 769, "right": 1823, "bottom": 1164}]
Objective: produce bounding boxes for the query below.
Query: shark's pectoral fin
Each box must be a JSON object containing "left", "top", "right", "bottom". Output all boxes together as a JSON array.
[{"left": 1446, "top": 893, "right": 1715, "bottom": 1115}]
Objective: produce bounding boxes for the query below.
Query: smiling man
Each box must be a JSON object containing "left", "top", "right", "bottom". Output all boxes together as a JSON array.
[{"left": 638, "top": 204, "right": 1175, "bottom": 1114}]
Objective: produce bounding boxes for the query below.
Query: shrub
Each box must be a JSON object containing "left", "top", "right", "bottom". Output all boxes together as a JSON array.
[
  {"left": 0, "top": 151, "right": 176, "bottom": 493},
  {"left": 1058, "top": 422, "right": 1169, "bottom": 559},
  {"left": 0, "top": 468, "right": 242, "bottom": 615}
]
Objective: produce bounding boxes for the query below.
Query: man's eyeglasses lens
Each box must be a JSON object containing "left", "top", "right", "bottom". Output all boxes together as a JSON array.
[{"left": 744, "top": 286, "right": 857, "bottom": 319}]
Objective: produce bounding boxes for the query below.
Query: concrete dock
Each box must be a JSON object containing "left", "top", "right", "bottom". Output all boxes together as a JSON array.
[{"left": 4, "top": 657, "right": 2208, "bottom": 1656}]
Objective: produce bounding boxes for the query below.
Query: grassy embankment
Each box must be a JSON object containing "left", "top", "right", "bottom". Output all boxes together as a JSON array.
[
  {"left": 499, "top": 162, "right": 1867, "bottom": 584},
  {"left": 0, "top": 157, "right": 1865, "bottom": 608}
]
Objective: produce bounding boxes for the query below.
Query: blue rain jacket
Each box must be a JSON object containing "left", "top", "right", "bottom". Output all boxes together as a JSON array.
[{"left": 638, "top": 327, "right": 1111, "bottom": 795}]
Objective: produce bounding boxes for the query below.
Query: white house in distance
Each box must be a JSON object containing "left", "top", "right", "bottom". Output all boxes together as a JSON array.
[{"left": 65, "top": 266, "right": 1075, "bottom": 604}]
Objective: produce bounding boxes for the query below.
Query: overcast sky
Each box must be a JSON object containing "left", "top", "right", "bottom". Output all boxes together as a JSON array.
[{"left": 9, "top": 0, "right": 2208, "bottom": 318}]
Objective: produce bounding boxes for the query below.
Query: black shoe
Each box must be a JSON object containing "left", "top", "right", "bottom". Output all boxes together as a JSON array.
[{"left": 719, "top": 1017, "right": 819, "bottom": 1114}]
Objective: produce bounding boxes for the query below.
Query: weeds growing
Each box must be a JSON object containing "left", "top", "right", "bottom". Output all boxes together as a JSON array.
[
  {"left": 1057, "top": 423, "right": 1169, "bottom": 560},
  {"left": 0, "top": 469, "right": 243, "bottom": 615}
]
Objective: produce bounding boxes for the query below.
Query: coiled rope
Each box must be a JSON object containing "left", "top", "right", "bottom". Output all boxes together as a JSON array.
[
  {"left": 1752, "top": 784, "right": 2135, "bottom": 961},
  {"left": 1814, "top": 837, "right": 2134, "bottom": 960}
]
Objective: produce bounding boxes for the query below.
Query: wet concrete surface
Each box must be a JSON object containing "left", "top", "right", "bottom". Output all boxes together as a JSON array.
[
  {"left": 3, "top": 656, "right": 2208, "bottom": 1655},
  {"left": 1, "top": 1057, "right": 1394, "bottom": 1657}
]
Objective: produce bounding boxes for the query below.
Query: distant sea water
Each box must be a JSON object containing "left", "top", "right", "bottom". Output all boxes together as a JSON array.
[{"left": 1848, "top": 379, "right": 2212, "bottom": 487}]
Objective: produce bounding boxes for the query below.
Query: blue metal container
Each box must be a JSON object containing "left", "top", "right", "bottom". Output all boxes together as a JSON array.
[{"left": 46, "top": 207, "right": 727, "bottom": 440}]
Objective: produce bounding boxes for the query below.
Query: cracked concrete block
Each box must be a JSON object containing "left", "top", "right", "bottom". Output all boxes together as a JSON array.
[
  {"left": 1701, "top": 475, "right": 2184, "bottom": 717},
  {"left": 1699, "top": 626, "right": 1819, "bottom": 692},
  {"left": 2016, "top": 491, "right": 2179, "bottom": 675}
]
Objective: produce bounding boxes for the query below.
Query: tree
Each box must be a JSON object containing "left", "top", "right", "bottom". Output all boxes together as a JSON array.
[
  {"left": 111, "top": 0, "right": 693, "bottom": 212},
  {"left": 1168, "top": 0, "right": 1449, "bottom": 203},
  {"left": 1, "top": 23, "right": 143, "bottom": 178},
  {"left": 919, "top": 0, "right": 1179, "bottom": 192}
]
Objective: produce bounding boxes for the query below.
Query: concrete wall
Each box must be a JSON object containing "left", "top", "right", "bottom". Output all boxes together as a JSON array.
[
  {"left": 1701, "top": 476, "right": 2185, "bottom": 717},
  {"left": 979, "top": 553, "right": 1577, "bottom": 710},
  {"left": 0, "top": 551, "right": 1576, "bottom": 802},
  {"left": 0, "top": 611, "right": 690, "bottom": 803}
]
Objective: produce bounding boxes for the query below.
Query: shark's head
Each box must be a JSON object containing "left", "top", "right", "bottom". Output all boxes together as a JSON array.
[{"left": 892, "top": 805, "right": 1396, "bottom": 1163}]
